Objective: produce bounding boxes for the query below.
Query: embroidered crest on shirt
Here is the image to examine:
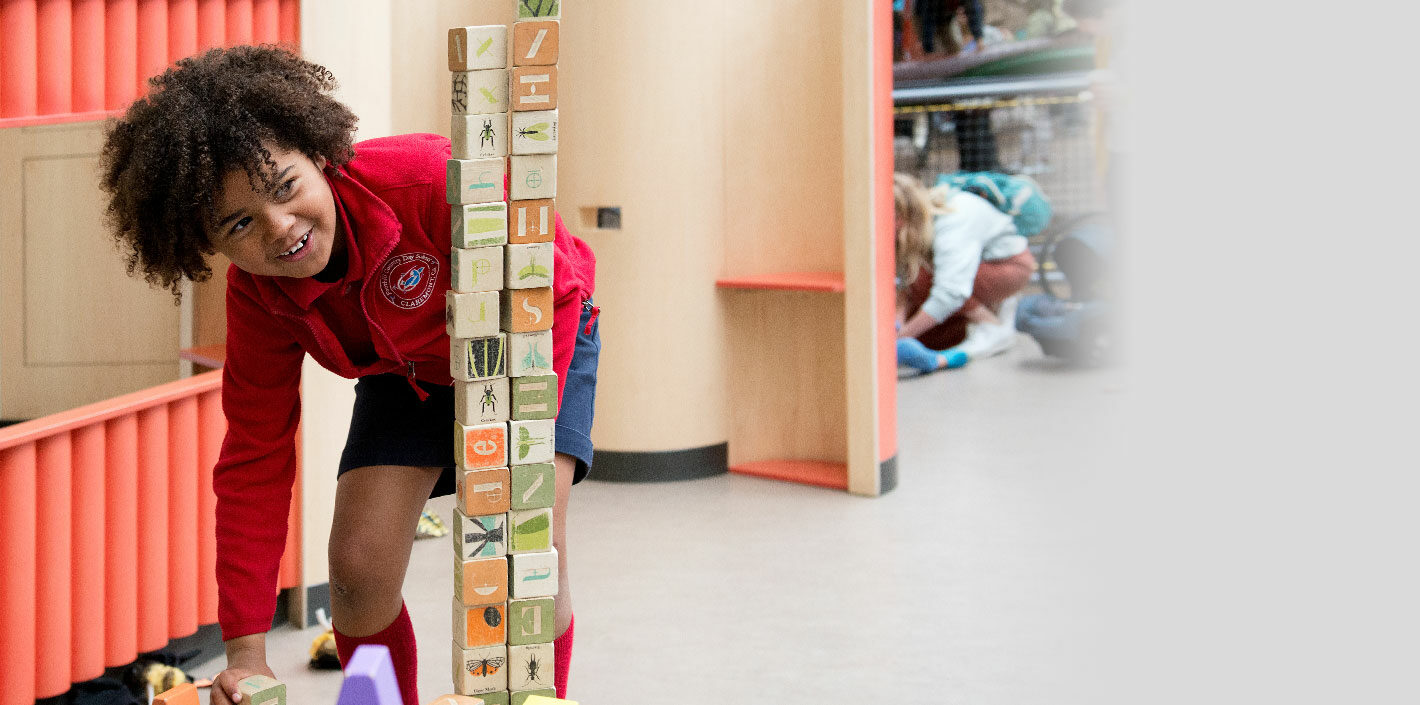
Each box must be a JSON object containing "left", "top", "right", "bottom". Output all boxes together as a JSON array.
[{"left": 378, "top": 252, "right": 441, "bottom": 310}]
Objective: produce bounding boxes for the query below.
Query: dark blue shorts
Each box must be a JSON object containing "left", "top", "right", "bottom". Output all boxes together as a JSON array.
[{"left": 337, "top": 298, "right": 601, "bottom": 495}]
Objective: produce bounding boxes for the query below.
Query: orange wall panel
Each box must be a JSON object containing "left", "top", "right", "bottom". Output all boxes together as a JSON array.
[
  {"left": 168, "top": 0, "right": 198, "bottom": 63},
  {"left": 70, "top": 423, "right": 108, "bottom": 683},
  {"left": 103, "top": 0, "right": 137, "bottom": 110},
  {"left": 35, "top": 433, "right": 75, "bottom": 698},
  {"left": 36, "top": 0, "right": 72, "bottom": 115},
  {"left": 0, "top": 0, "right": 39, "bottom": 117},
  {"left": 224, "top": 0, "right": 250, "bottom": 45},
  {"left": 72, "top": 0, "right": 106, "bottom": 112},
  {"left": 0, "top": 444, "right": 38, "bottom": 705}
]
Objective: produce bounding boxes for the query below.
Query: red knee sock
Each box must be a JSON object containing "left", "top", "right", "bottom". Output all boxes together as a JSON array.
[
  {"left": 553, "top": 614, "right": 575, "bottom": 698},
  {"left": 334, "top": 602, "right": 419, "bottom": 705}
]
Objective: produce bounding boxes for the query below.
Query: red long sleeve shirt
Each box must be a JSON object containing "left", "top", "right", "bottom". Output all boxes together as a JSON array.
[{"left": 214, "top": 133, "right": 595, "bottom": 639}]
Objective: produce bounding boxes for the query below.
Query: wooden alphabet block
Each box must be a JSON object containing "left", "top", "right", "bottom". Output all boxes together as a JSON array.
[
  {"left": 509, "top": 419, "right": 555, "bottom": 465},
  {"left": 453, "top": 202, "right": 508, "bottom": 248},
  {"left": 236, "top": 675, "right": 286, "bottom": 705},
  {"left": 449, "top": 26, "right": 507, "bottom": 72},
  {"left": 153, "top": 684, "right": 198, "bottom": 705},
  {"left": 457, "top": 467, "right": 511, "bottom": 516},
  {"left": 511, "top": 108, "right": 558, "bottom": 153},
  {"left": 507, "top": 597, "right": 555, "bottom": 645},
  {"left": 454, "top": 555, "right": 507, "bottom": 605},
  {"left": 424, "top": 695, "right": 486, "bottom": 705},
  {"left": 507, "top": 643, "right": 555, "bottom": 692},
  {"left": 521, "top": 697, "right": 575, "bottom": 705},
  {"left": 451, "top": 334, "right": 507, "bottom": 382},
  {"left": 451, "top": 245, "right": 505, "bottom": 292},
  {"left": 510, "top": 374, "right": 558, "bottom": 421},
  {"left": 510, "top": 462, "right": 555, "bottom": 509},
  {"left": 447, "top": 158, "right": 508, "bottom": 205},
  {"left": 512, "top": 67, "right": 558, "bottom": 112},
  {"left": 454, "top": 599, "right": 507, "bottom": 648},
  {"left": 337, "top": 645, "right": 402, "bottom": 705},
  {"left": 453, "top": 643, "right": 508, "bottom": 695},
  {"left": 453, "top": 510, "right": 507, "bottom": 560},
  {"left": 452, "top": 113, "right": 509, "bottom": 160},
  {"left": 474, "top": 692, "right": 509, "bottom": 705},
  {"left": 447, "top": 291, "right": 500, "bottom": 339},
  {"left": 513, "top": 20, "right": 559, "bottom": 66},
  {"left": 511, "top": 690, "right": 557, "bottom": 705},
  {"left": 502, "top": 287, "right": 553, "bottom": 334},
  {"left": 509, "top": 548, "right": 558, "bottom": 598},
  {"left": 505, "top": 243, "right": 554, "bottom": 290},
  {"left": 452, "top": 70, "right": 509, "bottom": 115},
  {"left": 455, "top": 419, "right": 508, "bottom": 469},
  {"left": 509, "top": 199, "right": 555, "bottom": 245},
  {"left": 507, "top": 330, "right": 553, "bottom": 377},
  {"left": 510, "top": 154, "right": 556, "bottom": 200},
  {"left": 508, "top": 508, "right": 552, "bottom": 554},
  {"left": 456, "top": 377, "right": 511, "bottom": 425},
  {"left": 516, "top": 0, "right": 560, "bottom": 19}
]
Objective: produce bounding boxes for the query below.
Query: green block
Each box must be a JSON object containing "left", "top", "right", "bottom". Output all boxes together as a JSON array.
[
  {"left": 509, "top": 508, "right": 552, "bottom": 553},
  {"left": 511, "top": 689, "right": 557, "bottom": 705},
  {"left": 516, "top": 0, "right": 560, "bottom": 18},
  {"left": 510, "top": 463, "right": 555, "bottom": 509},
  {"left": 477, "top": 691, "right": 510, "bottom": 705},
  {"left": 236, "top": 675, "right": 285, "bottom": 705},
  {"left": 510, "top": 374, "right": 558, "bottom": 421},
  {"left": 507, "top": 597, "right": 555, "bottom": 645}
]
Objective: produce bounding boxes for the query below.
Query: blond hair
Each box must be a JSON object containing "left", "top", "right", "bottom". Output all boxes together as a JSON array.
[{"left": 893, "top": 173, "right": 950, "bottom": 288}]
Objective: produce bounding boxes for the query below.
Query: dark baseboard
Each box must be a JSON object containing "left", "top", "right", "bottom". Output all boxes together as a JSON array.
[
  {"left": 589, "top": 443, "right": 729, "bottom": 483},
  {"left": 305, "top": 582, "right": 332, "bottom": 628},
  {"left": 880, "top": 454, "right": 899, "bottom": 494}
]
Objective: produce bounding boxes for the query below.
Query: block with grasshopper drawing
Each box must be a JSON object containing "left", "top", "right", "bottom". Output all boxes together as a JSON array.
[
  {"left": 452, "top": 69, "right": 509, "bottom": 115},
  {"left": 507, "top": 330, "right": 553, "bottom": 377},
  {"left": 507, "top": 597, "right": 555, "bottom": 645},
  {"left": 510, "top": 154, "right": 556, "bottom": 200},
  {"left": 455, "top": 419, "right": 508, "bottom": 469},
  {"left": 509, "top": 547, "right": 558, "bottom": 598},
  {"left": 451, "top": 333, "right": 507, "bottom": 382},
  {"left": 509, "top": 199, "right": 555, "bottom": 245},
  {"left": 455, "top": 555, "right": 507, "bottom": 605},
  {"left": 453, "top": 643, "right": 508, "bottom": 695},
  {"left": 511, "top": 108, "right": 558, "bottom": 153},
  {"left": 453, "top": 113, "right": 509, "bottom": 160},
  {"left": 512, "top": 20, "right": 559, "bottom": 66},
  {"left": 453, "top": 510, "right": 507, "bottom": 560},
  {"left": 452, "top": 245, "right": 505, "bottom": 293},
  {"left": 507, "top": 643, "right": 555, "bottom": 692},
  {"left": 454, "top": 598, "right": 507, "bottom": 648},
  {"left": 447, "top": 290, "right": 500, "bottom": 339},
  {"left": 510, "top": 374, "right": 558, "bottom": 421},
  {"left": 509, "top": 419, "right": 555, "bottom": 465},
  {"left": 502, "top": 287, "right": 553, "bottom": 334},
  {"left": 236, "top": 675, "right": 285, "bottom": 705},
  {"left": 512, "top": 67, "right": 558, "bottom": 112},
  {"left": 508, "top": 508, "right": 553, "bottom": 554},
  {"left": 505, "top": 243, "right": 554, "bottom": 290},
  {"left": 456, "top": 377, "right": 511, "bottom": 425},
  {"left": 516, "top": 0, "right": 559, "bottom": 19},
  {"left": 448, "top": 158, "right": 508, "bottom": 205},
  {"left": 510, "top": 462, "right": 555, "bottom": 509},
  {"left": 449, "top": 26, "right": 507, "bottom": 72},
  {"left": 457, "top": 466, "right": 511, "bottom": 516}
]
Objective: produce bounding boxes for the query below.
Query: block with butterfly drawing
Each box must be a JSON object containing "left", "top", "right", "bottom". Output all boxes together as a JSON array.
[
  {"left": 507, "top": 597, "right": 555, "bottom": 645},
  {"left": 510, "top": 374, "right": 557, "bottom": 422},
  {"left": 507, "top": 330, "right": 554, "bottom": 377},
  {"left": 509, "top": 419, "right": 555, "bottom": 465},
  {"left": 453, "top": 510, "right": 507, "bottom": 560},
  {"left": 510, "top": 154, "right": 556, "bottom": 200},
  {"left": 448, "top": 158, "right": 508, "bottom": 205},
  {"left": 454, "top": 555, "right": 507, "bottom": 606},
  {"left": 449, "top": 25, "right": 507, "bottom": 72},
  {"left": 508, "top": 507, "right": 552, "bottom": 554},
  {"left": 511, "top": 109, "right": 558, "bottom": 153},
  {"left": 510, "top": 689, "right": 557, "bottom": 705},
  {"left": 512, "top": 20, "right": 559, "bottom": 66},
  {"left": 502, "top": 287, "right": 553, "bottom": 334},
  {"left": 512, "top": 67, "right": 557, "bottom": 113},
  {"left": 507, "top": 643, "right": 555, "bottom": 692},
  {"left": 451, "top": 334, "right": 508, "bottom": 383},
  {"left": 516, "top": 0, "right": 559, "bottom": 19},
  {"left": 447, "top": 290, "right": 501, "bottom": 339},
  {"left": 456, "top": 377, "right": 511, "bottom": 425},
  {"left": 510, "top": 462, "right": 555, "bottom": 509},
  {"left": 509, "top": 199, "right": 555, "bottom": 245},
  {"left": 453, "top": 643, "right": 508, "bottom": 695},
  {"left": 509, "top": 547, "right": 558, "bottom": 599},
  {"left": 453, "top": 598, "right": 507, "bottom": 649},
  {"left": 452, "top": 70, "right": 509, "bottom": 116},
  {"left": 455, "top": 419, "right": 508, "bottom": 469},
  {"left": 505, "top": 243, "right": 554, "bottom": 290},
  {"left": 457, "top": 466, "right": 511, "bottom": 516},
  {"left": 453, "top": 113, "right": 509, "bottom": 160}
]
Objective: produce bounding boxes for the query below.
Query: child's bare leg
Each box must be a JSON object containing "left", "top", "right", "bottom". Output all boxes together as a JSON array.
[{"left": 552, "top": 452, "right": 576, "bottom": 636}]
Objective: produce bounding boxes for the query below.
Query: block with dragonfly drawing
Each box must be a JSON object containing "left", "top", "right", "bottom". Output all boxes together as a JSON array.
[
  {"left": 512, "top": 67, "right": 558, "bottom": 112},
  {"left": 507, "top": 597, "right": 555, "bottom": 645},
  {"left": 447, "top": 290, "right": 500, "bottom": 339},
  {"left": 236, "top": 675, "right": 285, "bottom": 705},
  {"left": 454, "top": 554, "right": 507, "bottom": 605},
  {"left": 456, "top": 377, "right": 510, "bottom": 425},
  {"left": 509, "top": 547, "right": 558, "bottom": 598},
  {"left": 449, "top": 25, "right": 507, "bottom": 72},
  {"left": 447, "top": 157, "right": 508, "bottom": 205},
  {"left": 452, "top": 69, "right": 509, "bottom": 116},
  {"left": 512, "top": 20, "right": 559, "bottom": 66},
  {"left": 505, "top": 243, "right": 554, "bottom": 290},
  {"left": 453, "top": 510, "right": 507, "bottom": 560},
  {"left": 455, "top": 419, "right": 508, "bottom": 469},
  {"left": 454, "top": 598, "right": 506, "bottom": 649},
  {"left": 509, "top": 199, "right": 555, "bottom": 245},
  {"left": 507, "top": 643, "right": 555, "bottom": 692},
  {"left": 508, "top": 508, "right": 552, "bottom": 554},
  {"left": 511, "top": 108, "right": 558, "bottom": 153},
  {"left": 452, "top": 113, "right": 509, "bottom": 160},
  {"left": 501, "top": 287, "right": 553, "bottom": 334},
  {"left": 453, "top": 643, "right": 508, "bottom": 695},
  {"left": 509, "top": 419, "right": 555, "bottom": 465},
  {"left": 451, "top": 333, "right": 507, "bottom": 382},
  {"left": 507, "top": 330, "right": 553, "bottom": 377},
  {"left": 510, "top": 689, "right": 557, "bottom": 705},
  {"left": 509, "top": 154, "right": 556, "bottom": 200},
  {"left": 516, "top": 0, "right": 559, "bottom": 19},
  {"left": 510, "top": 374, "right": 558, "bottom": 421},
  {"left": 510, "top": 462, "right": 555, "bottom": 509},
  {"left": 451, "top": 245, "right": 504, "bottom": 292},
  {"left": 457, "top": 466, "right": 511, "bottom": 515}
]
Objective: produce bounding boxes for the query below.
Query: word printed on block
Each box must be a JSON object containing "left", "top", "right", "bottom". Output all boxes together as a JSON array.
[
  {"left": 510, "top": 419, "right": 555, "bottom": 465},
  {"left": 455, "top": 419, "right": 508, "bottom": 469},
  {"left": 517, "top": 0, "right": 559, "bottom": 19},
  {"left": 454, "top": 599, "right": 507, "bottom": 648},
  {"left": 454, "top": 202, "right": 510, "bottom": 249},
  {"left": 509, "top": 547, "right": 558, "bottom": 599},
  {"left": 454, "top": 510, "right": 507, "bottom": 560},
  {"left": 455, "top": 555, "right": 507, "bottom": 605},
  {"left": 425, "top": 696, "right": 486, "bottom": 705},
  {"left": 453, "top": 643, "right": 508, "bottom": 695},
  {"left": 506, "top": 243, "right": 554, "bottom": 290},
  {"left": 512, "top": 20, "right": 559, "bottom": 66},
  {"left": 448, "top": 158, "right": 509, "bottom": 205},
  {"left": 511, "top": 108, "right": 558, "bottom": 154},
  {"left": 509, "top": 199, "right": 555, "bottom": 245},
  {"left": 510, "top": 462, "right": 555, "bottom": 509},
  {"left": 507, "top": 597, "right": 555, "bottom": 645},
  {"left": 511, "top": 374, "right": 558, "bottom": 422},
  {"left": 456, "top": 377, "right": 511, "bottom": 425},
  {"left": 237, "top": 675, "right": 286, "bottom": 705},
  {"left": 512, "top": 66, "right": 558, "bottom": 112},
  {"left": 507, "top": 330, "right": 553, "bottom": 377},
  {"left": 453, "top": 113, "right": 509, "bottom": 160},
  {"left": 457, "top": 466, "right": 511, "bottom": 516},
  {"left": 508, "top": 507, "right": 552, "bottom": 554},
  {"left": 153, "top": 684, "right": 198, "bottom": 705},
  {"left": 507, "top": 643, "right": 555, "bottom": 691},
  {"left": 510, "top": 154, "right": 556, "bottom": 200},
  {"left": 502, "top": 287, "right": 554, "bottom": 334},
  {"left": 337, "top": 645, "right": 402, "bottom": 705},
  {"left": 452, "top": 245, "right": 505, "bottom": 293},
  {"left": 447, "top": 290, "right": 500, "bottom": 339},
  {"left": 452, "top": 70, "right": 510, "bottom": 115},
  {"left": 449, "top": 25, "right": 507, "bottom": 72},
  {"left": 511, "top": 690, "right": 558, "bottom": 705},
  {"left": 451, "top": 334, "right": 508, "bottom": 382}
]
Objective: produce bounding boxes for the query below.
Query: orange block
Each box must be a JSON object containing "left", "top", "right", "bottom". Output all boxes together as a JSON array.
[
  {"left": 502, "top": 287, "right": 554, "bottom": 333},
  {"left": 456, "top": 422, "right": 508, "bottom": 470},
  {"left": 153, "top": 683, "right": 198, "bottom": 705},
  {"left": 512, "top": 20, "right": 559, "bottom": 66},
  {"left": 454, "top": 599, "right": 507, "bottom": 648},
  {"left": 512, "top": 65, "right": 557, "bottom": 111},
  {"left": 458, "top": 467, "right": 511, "bottom": 515},
  {"left": 509, "top": 199, "right": 555, "bottom": 245},
  {"left": 455, "top": 555, "right": 508, "bottom": 606}
]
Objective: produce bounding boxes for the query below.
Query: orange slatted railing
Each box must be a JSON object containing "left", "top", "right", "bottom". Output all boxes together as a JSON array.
[{"left": 0, "top": 0, "right": 299, "bottom": 128}]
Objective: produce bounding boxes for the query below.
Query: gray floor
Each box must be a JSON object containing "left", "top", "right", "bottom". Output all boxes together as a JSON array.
[{"left": 194, "top": 333, "right": 1124, "bottom": 704}]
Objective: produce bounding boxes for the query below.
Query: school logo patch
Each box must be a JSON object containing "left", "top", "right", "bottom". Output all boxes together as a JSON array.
[{"left": 378, "top": 252, "right": 440, "bottom": 309}]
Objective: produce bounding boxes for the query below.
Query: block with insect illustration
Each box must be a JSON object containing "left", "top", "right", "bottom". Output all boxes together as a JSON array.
[
  {"left": 509, "top": 419, "right": 555, "bottom": 465},
  {"left": 337, "top": 645, "right": 402, "bottom": 705},
  {"left": 453, "top": 113, "right": 510, "bottom": 160},
  {"left": 454, "top": 598, "right": 507, "bottom": 648},
  {"left": 447, "top": 290, "right": 501, "bottom": 339},
  {"left": 508, "top": 507, "right": 553, "bottom": 554},
  {"left": 455, "top": 419, "right": 508, "bottom": 469},
  {"left": 511, "top": 108, "right": 558, "bottom": 153},
  {"left": 507, "top": 597, "right": 555, "bottom": 645},
  {"left": 457, "top": 466, "right": 511, "bottom": 515},
  {"left": 510, "top": 154, "right": 556, "bottom": 200},
  {"left": 456, "top": 377, "right": 511, "bottom": 425},
  {"left": 153, "top": 684, "right": 198, "bottom": 705},
  {"left": 453, "top": 643, "right": 508, "bottom": 695},
  {"left": 453, "top": 510, "right": 507, "bottom": 560},
  {"left": 236, "top": 675, "right": 286, "bottom": 705},
  {"left": 509, "top": 547, "right": 558, "bottom": 598},
  {"left": 510, "top": 374, "right": 558, "bottom": 422},
  {"left": 502, "top": 287, "right": 553, "bottom": 334},
  {"left": 452, "top": 69, "right": 510, "bottom": 115},
  {"left": 507, "top": 330, "right": 553, "bottom": 377},
  {"left": 507, "top": 643, "right": 555, "bottom": 692},
  {"left": 512, "top": 67, "right": 558, "bottom": 112},
  {"left": 509, "top": 199, "right": 555, "bottom": 245},
  {"left": 455, "top": 555, "right": 507, "bottom": 605},
  {"left": 449, "top": 25, "right": 508, "bottom": 72},
  {"left": 451, "top": 333, "right": 508, "bottom": 382},
  {"left": 448, "top": 158, "right": 508, "bottom": 205},
  {"left": 424, "top": 696, "right": 488, "bottom": 705},
  {"left": 516, "top": 0, "right": 559, "bottom": 19},
  {"left": 513, "top": 20, "right": 559, "bottom": 66},
  {"left": 510, "top": 462, "right": 555, "bottom": 509},
  {"left": 452, "top": 245, "right": 505, "bottom": 292},
  {"left": 505, "top": 243, "right": 554, "bottom": 290}
]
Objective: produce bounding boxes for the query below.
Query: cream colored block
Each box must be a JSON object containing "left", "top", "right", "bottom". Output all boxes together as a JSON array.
[
  {"left": 507, "top": 643, "right": 555, "bottom": 692},
  {"left": 446, "top": 291, "right": 500, "bottom": 338},
  {"left": 453, "top": 643, "right": 508, "bottom": 695},
  {"left": 453, "top": 202, "right": 509, "bottom": 249},
  {"left": 505, "top": 242, "right": 554, "bottom": 290},
  {"left": 456, "top": 377, "right": 511, "bottom": 425},
  {"left": 453, "top": 510, "right": 507, "bottom": 560},
  {"left": 509, "top": 419, "right": 555, "bottom": 465},
  {"left": 452, "top": 113, "right": 509, "bottom": 160},
  {"left": 509, "top": 154, "right": 556, "bottom": 200},
  {"left": 508, "top": 548, "right": 558, "bottom": 598},
  {"left": 507, "top": 330, "right": 553, "bottom": 377},
  {"left": 451, "top": 245, "right": 505, "bottom": 293},
  {"left": 452, "top": 69, "right": 509, "bottom": 115},
  {"left": 447, "top": 158, "right": 508, "bottom": 205},
  {"left": 511, "top": 109, "right": 558, "bottom": 155},
  {"left": 449, "top": 26, "right": 508, "bottom": 72}
]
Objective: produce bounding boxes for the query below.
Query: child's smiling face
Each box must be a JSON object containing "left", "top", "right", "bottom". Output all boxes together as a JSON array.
[{"left": 210, "top": 142, "right": 341, "bottom": 278}]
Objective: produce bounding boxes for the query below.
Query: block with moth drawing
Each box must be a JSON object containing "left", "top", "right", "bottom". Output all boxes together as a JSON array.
[
  {"left": 510, "top": 462, "right": 555, "bottom": 509},
  {"left": 507, "top": 330, "right": 553, "bottom": 377},
  {"left": 337, "top": 645, "right": 402, "bottom": 705},
  {"left": 508, "top": 548, "right": 558, "bottom": 598},
  {"left": 452, "top": 69, "right": 509, "bottom": 116},
  {"left": 510, "top": 154, "right": 556, "bottom": 200},
  {"left": 452, "top": 113, "right": 509, "bottom": 160},
  {"left": 453, "top": 510, "right": 507, "bottom": 560},
  {"left": 454, "top": 554, "right": 507, "bottom": 606},
  {"left": 507, "top": 643, "right": 555, "bottom": 692},
  {"left": 453, "top": 598, "right": 507, "bottom": 648},
  {"left": 236, "top": 675, "right": 286, "bottom": 705},
  {"left": 512, "top": 20, "right": 559, "bottom": 66},
  {"left": 456, "top": 377, "right": 511, "bottom": 425},
  {"left": 457, "top": 466, "right": 511, "bottom": 516},
  {"left": 423, "top": 696, "right": 487, "bottom": 705},
  {"left": 516, "top": 0, "right": 559, "bottom": 20},
  {"left": 511, "top": 108, "right": 558, "bottom": 153},
  {"left": 505, "top": 243, "right": 554, "bottom": 290},
  {"left": 452, "top": 643, "right": 508, "bottom": 695},
  {"left": 510, "top": 374, "right": 558, "bottom": 422},
  {"left": 451, "top": 333, "right": 507, "bottom": 382},
  {"left": 451, "top": 245, "right": 505, "bottom": 292},
  {"left": 455, "top": 418, "right": 508, "bottom": 469},
  {"left": 447, "top": 158, "right": 508, "bottom": 205},
  {"left": 509, "top": 199, "right": 555, "bottom": 245},
  {"left": 509, "top": 419, "right": 555, "bottom": 465},
  {"left": 507, "top": 597, "right": 555, "bottom": 645},
  {"left": 447, "top": 290, "right": 500, "bottom": 339},
  {"left": 508, "top": 507, "right": 552, "bottom": 554},
  {"left": 153, "top": 684, "right": 198, "bottom": 705},
  {"left": 511, "top": 67, "right": 558, "bottom": 112},
  {"left": 501, "top": 287, "right": 553, "bottom": 334},
  {"left": 510, "top": 690, "right": 556, "bottom": 705},
  {"left": 449, "top": 25, "right": 507, "bottom": 72}
]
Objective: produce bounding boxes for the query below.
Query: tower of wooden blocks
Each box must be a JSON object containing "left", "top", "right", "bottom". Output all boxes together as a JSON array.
[{"left": 448, "top": 2, "right": 561, "bottom": 702}]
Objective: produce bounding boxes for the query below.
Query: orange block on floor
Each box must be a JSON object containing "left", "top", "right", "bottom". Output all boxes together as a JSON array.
[{"left": 154, "top": 683, "right": 199, "bottom": 705}]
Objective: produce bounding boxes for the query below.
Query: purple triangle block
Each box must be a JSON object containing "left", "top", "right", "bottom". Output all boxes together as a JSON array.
[{"left": 337, "top": 644, "right": 403, "bottom": 705}]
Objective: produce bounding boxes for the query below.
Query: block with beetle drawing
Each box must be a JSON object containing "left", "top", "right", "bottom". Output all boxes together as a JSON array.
[
  {"left": 447, "top": 291, "right": 500, "bottom": 339},
  {"left": 452, "top": 113, "right": 509, "bottom": 160},
  {"left": 502, "top": 287, "right": 553, "bottom": 334},
  {"left": 510, "top": 462, "right": 555, "bottom": 509},
  {"left": 509, "top": 419, "right": 555, "bottom": 465},
  {"left": 456, "top": 377, "right": 510, "bottom": 425},
  {"left": 506, "top": 643, "right": 555, "bottom": 692},
  {"left": 457, "top": 467, "right": 511, "bottom": 516},
  {"left": 452, "top": 70, "right": 509, "bottom": 116},
  {"left": 449, "top": 26, "right": 507, "bottom": 72}
]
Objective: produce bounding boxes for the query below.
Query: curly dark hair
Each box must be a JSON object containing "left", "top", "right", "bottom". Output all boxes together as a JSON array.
[{"left": 99, "top": 45, "right": 358, "bottom": 297}]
